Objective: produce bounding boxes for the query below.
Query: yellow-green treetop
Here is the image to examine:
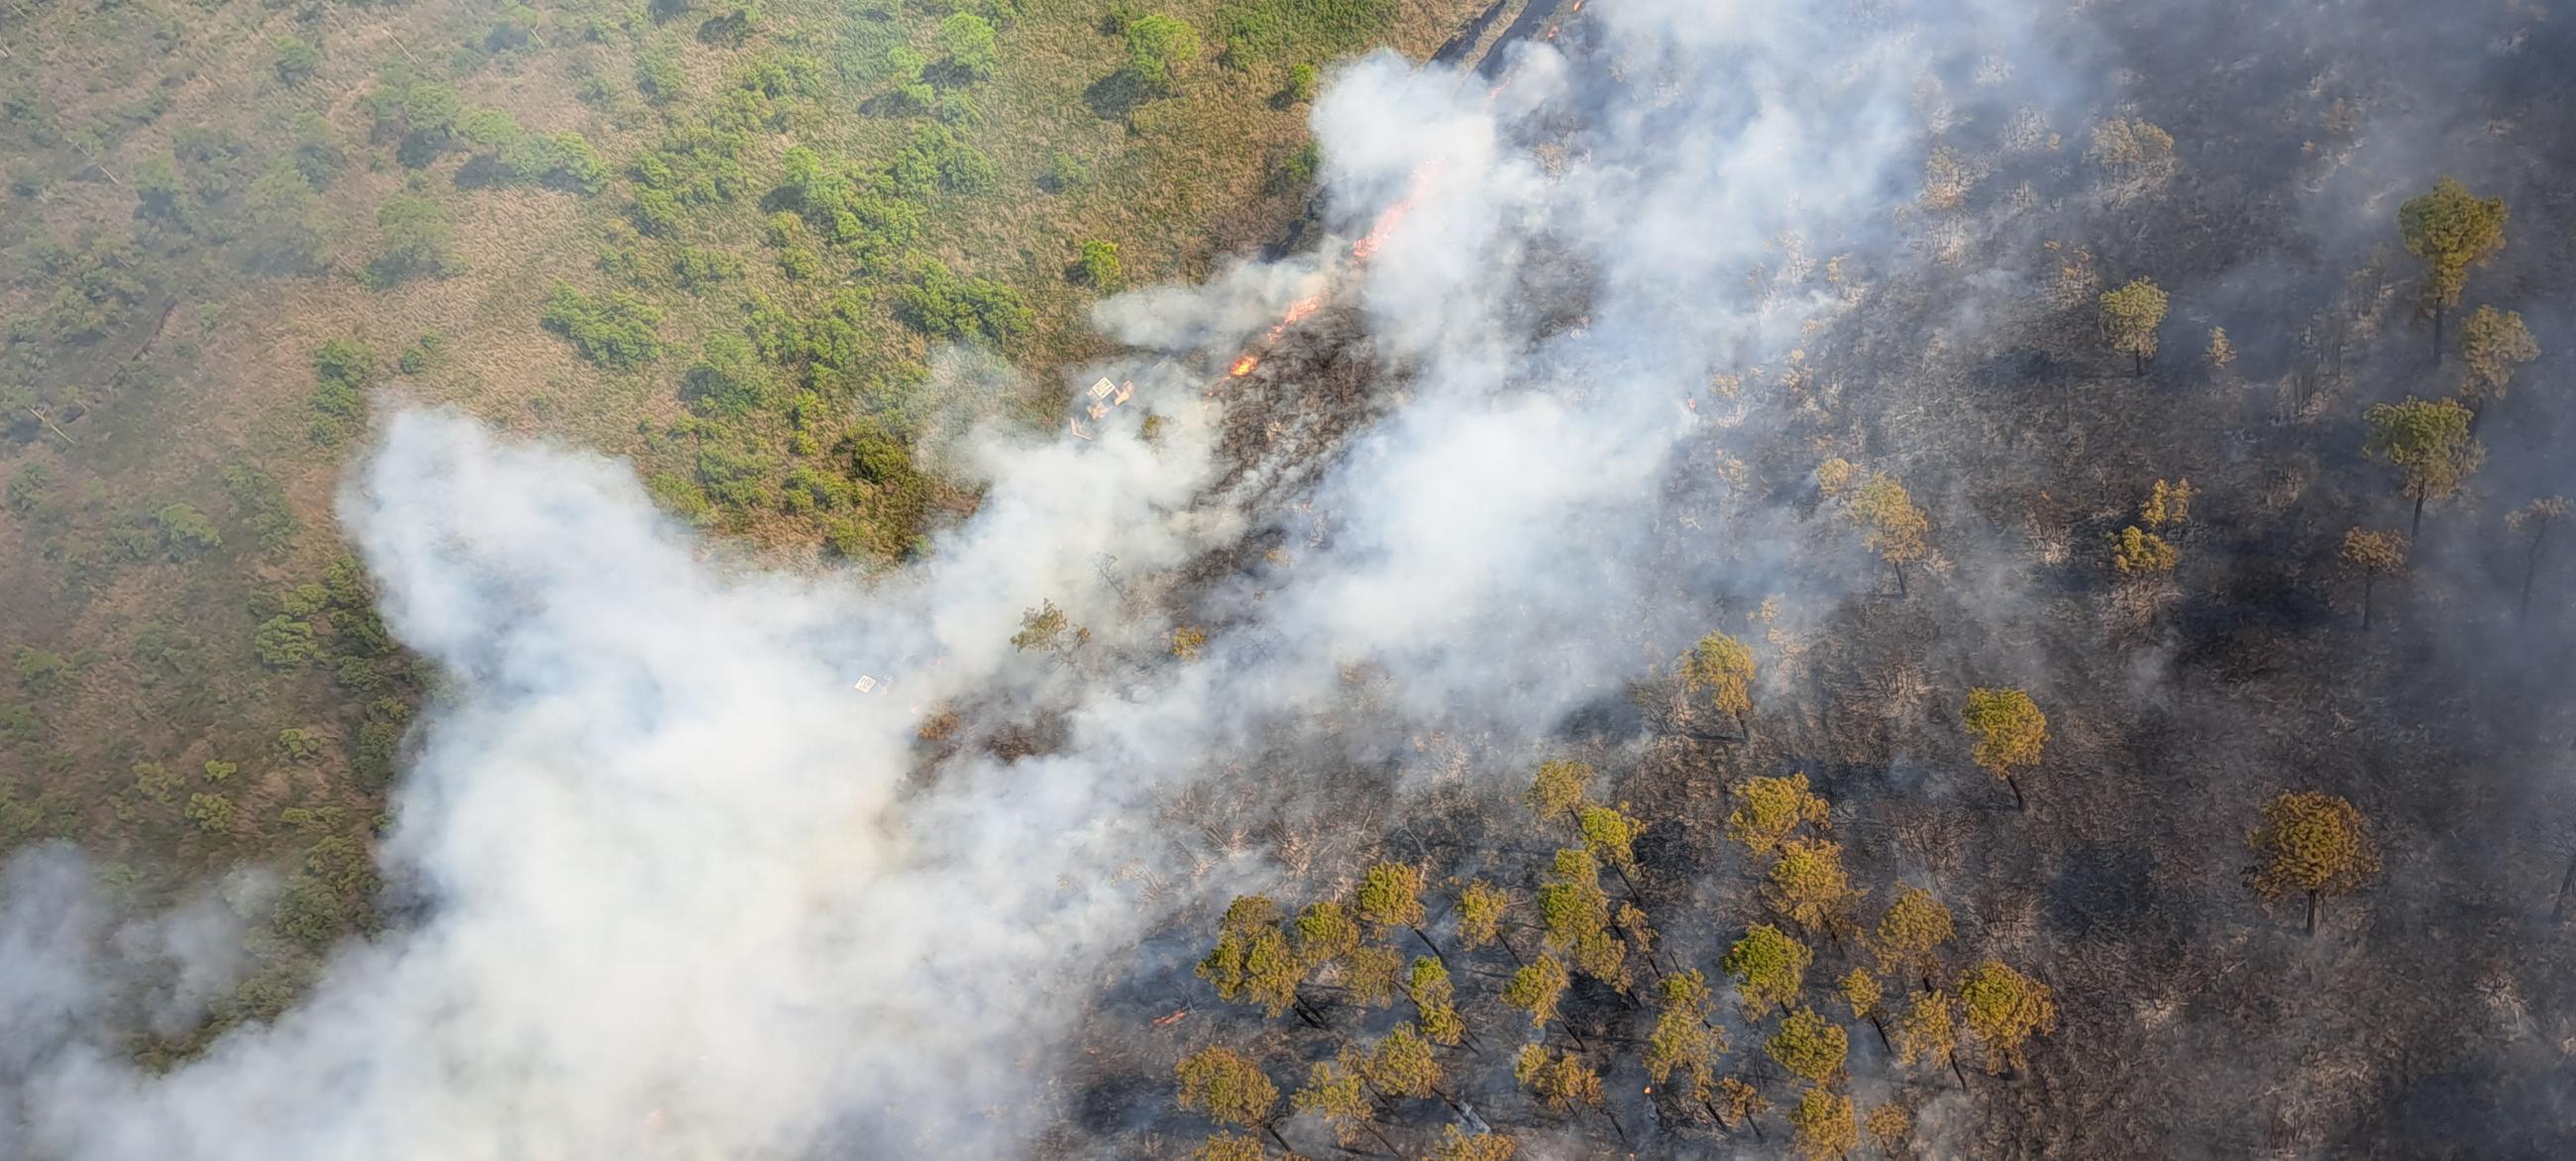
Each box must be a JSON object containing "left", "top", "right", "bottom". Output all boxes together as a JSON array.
[
  {"left": 2459, "top": 305, "right": 2538, "bottom": 403},
  {"left": 2112, "top": 526, "right": 2180, "bottom": 576},
  {"left": 1577, "top": 803, "right": 1645, "bottom": 876},
  {"left": 1963, "top": 687, "right": 2048, "bottom": 809},
  {"left": 2099, "top": 277, "right": 2169, "bottom": 374},
  {"left": 2250, "top": 791, "right": 2381, "bottom": 923},
  {"left": 1502, "top": 953, "right": 1571, "bottom": 1029},
  {"left": 1766, "top": 1006, "right": 1850, "bottom": 1085},
  {"left": 2340, "top": 528, "right": 2408, "bottom": 578},
  {"left": 1290, "top": 1059, "right": 1374, "bottom": 1148},
  {"left": 1354, "top": 861, "right": 1429, "bottom": 931},
  {"left": 2399, "top": 176, "right": 2507, "bottom": 324},
  {"left": 2140, "top": 477, "right": 2197, "bottom": 529},
  {"left": 1840, "top": 967, "right": 1883, "bottom": 1020},
  {"left": 1726, "top": 772, "right": 1829, "bottom": 857},
  {"left": 1454, "top": 879, "right": 1510, "bottom": 952},
  {"left": 1959, "top": 960, "right": 2058, "bottom": 1071},
  {"left": 1525, "top": 758, "right": 1593, "bottom": 822},
  {"left": 1294, "top": 900, "right": 1360, "bottom": 967},
  {"left": 2364, "top": 396, "right": 2482, "bottom": 532},
  {"left": 1866, "top": 1104, "right": 1913, "bottom": 1154},
  {"left": 1645, "top": 969, "right": 1725, "bottom": 1099},
  {"left": 1893, "top": 990, "right": 1958, "bottom": 1071},
  {"left": 1848, "top": 474, "right": 1931, "bottom": 572},
  {"left": 1431, "top": 1125, "right": 1516, "bottom": 1161},
  {"left": 1407, "top": 957, "right": 1466, "bottom": 1046},
  {"left": 1198, "top": 896, "right": 1306, "bottom": 1017},
  {"left": 1875, "top": 886, "right": 1956, "bottom": 984},
  {"left": 1720, "top": 923, "right": 1812, "bottom": 1018},
  {"left": 1360, "top": 1022, "right": 1443, "bottom": 1100},
  {"left": 1765, "top": 837, "right": 1859, "bottom": 934},
  {"left": 1680, "top": 630, "right": 1757, "bottom": 723},
  {"left": 1514, "top": 1045, "right": 1605, "bottom": 1113},
  {"left": 1790, "top": 1087, "right": 1860, "bottom": 1161},
  {"left": 1539, "top": 847, "right": 1628, "bottom": 988},
  {"left": 1191, "top": 1133, "right": 1269, "bottom": 1161},
  {"left": 1716, "top": 1076, "right": 1769, "bottom": 1127},
  {"left": 1176, "top": 1046, "right": 1279, "bottom": 1130},
  {"left": 1342, "top": 943, "right": 1403, "bottom": 1009}
]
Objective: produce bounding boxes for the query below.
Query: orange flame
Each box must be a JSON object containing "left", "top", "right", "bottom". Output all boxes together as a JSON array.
[{"left": 1230, "top": 355, "right": 1258, "bottom": 376}]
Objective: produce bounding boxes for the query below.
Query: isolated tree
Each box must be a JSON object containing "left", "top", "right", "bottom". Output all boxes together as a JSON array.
[
  {"left": 1293, "top": 1057, "right": 1389, "bottom": 1151},
  {"left": 1124, "top": 13, "right": 1202, "bottom": 93},
  {"left": 1539, "top": 848, "right": 1628, "bottom": 989},
  {"left": 1766, "top": 838, "right": 1859, "bottom": 936},
  {"left": 1815, "top": 457, "right": 1857, "bottom": 499},
  {"left": 1841, "top": 967, "right": 1889, "bottom": 1050},
  {"left": 1407, "top": 957, "right": 1468, "bottom": 1046},
  {"left": 1502, "top": 952, "right": 1571, "bottom": 1034},
  {"left": 935, "top": 13, "right": 1000, "bottom": 80},
  {"left": 2338, "top": 528, "right": 2409, "bottom": 632},
  {"left": 1962, "top": 686, "right": 2048, "bottom": 809},
  {"left": 1716, "top": 1076, "right": 1770, "bottom": 1140},
  {"left": 2510, "top": 497, "right": 2570, "bottom": 621},
  {"left": 1767, "top": 1006, "right": 1849, "bottom": 1085},
  {"left": 2249, "top": 791, "right": 2381, "bottom": 935},
  {"left": 1454, "top": 879, "right": 1516, "bottom": 961},
  {"left": 1299, "top": 898, "right": 1399, "bottom": 1008},
  {"left": 1514, "top": 1046, "right": 1622, "bottom": 1141},
  {"left": 2099, "top": 277, "right": 2168, "bottom": 376},
  {"left": 2363, "top": 397, "right": 2483, "bottom": 536},
  {"left": 1875, "top": 886, "right": 1956, "bottom": 991},
  {"left": 1728, "top": 772, "right": 1829, "bottom": 857},
  {"left": 1720, "top": 923, "right": 1812, "bottom": 1018},
  {"left": 2111, "top": 525, "right": 2179, "bottom": 577},
  {"left": 1200, "top": 896, "right": 1315, "bottom": 1023},
  {"left": 1789, "top": 1087, "right": 1859, "bottom": 1161},
  {"left": 1847, "top": 475, "right": 1930, "bottom": 595},
  {"left": 1679, "top": 630, "right": 1757, "bottom": 737},
  {"left": 1958, "top": 960, "right": 2058, "bottom": 1075},
  {"left": 2458, "top": 306, "right": 2538, "bottom": 414},
  {"left": 2398, "top": 176, "right": 2508, "bottom": 355},
  {"left": 1431, "top": 1125, "right": 1516, "bottom": 1161},
  {"left": 1177, "top": 1047, "right": 1293, "bottom": 1155},
  {"left": 1645, "top": 970, "right": 1726, "bottom": 1105},
  {"left": 1525, "top": 758, "right": 1592, "bottom": 827},
  {"left": 2090, "top": 118, "right": 2174, "bottom": 169},
  {"left": 2205, "top": 327, "right": 2236, "bottom": 369},
  {"left": 1356, "top": 861, "right": 1442, "bottom": 964},
  {"left": 1867, "top": 1104, "right": 1912, "bottom": 1155}
]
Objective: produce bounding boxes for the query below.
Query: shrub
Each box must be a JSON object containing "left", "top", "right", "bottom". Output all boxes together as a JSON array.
[
  {"left": 541, "top": 283, "right": 665, "bottom": 369},
  {"left": 1044, "top": 152, "right": 1093, "bottom": 193},
  {"left": 397, "top": 331, "right": 448, "bottom": 375},
  {"left": 1286, "top": 62, "right": 1319, "bottom": 101},
  {"left": 672, "top": 246, "right": 747, "bottom": 290},
  {"left": 937, "top": 13, "right": 1000, "bottom": 79},
  {"left": 255, "top": 615, "right": 318, "bottom": 669},
  {"left": 184, "top": 792, "right": 237, "bottom": 833},
  {"left": 1124, "top": 14, "right": 1202, "bottom": 92},
  {"left": 272, "top": 37, "right": 322, "bottom": 85},
  {"left": 897, "top": 260, "right": 1031, "bottom": 345},
  {"left": 154, "top": 503, "right": 222, "bottom": 557},
  {"left": 681, "top": 334, "right": 780, "bottom": 417},
  {"left": 274, "top": 727, "right": 325, "bottom": 762},
  {"left": 1077, "top": 240, "right": 1122, "bottom": 288},
  {"left": 371, "top": 194, "right": 455, "bottom": 284}
]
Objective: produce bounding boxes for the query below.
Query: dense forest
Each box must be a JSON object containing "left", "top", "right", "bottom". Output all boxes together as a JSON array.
[{"left": 2, "top": 0, "right": 2575, "bottom": 1158}]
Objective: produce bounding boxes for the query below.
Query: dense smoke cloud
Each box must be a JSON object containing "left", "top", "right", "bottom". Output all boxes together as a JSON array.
[{"left": 0, "top": 0, "right": 2376, "bottom": 1154}]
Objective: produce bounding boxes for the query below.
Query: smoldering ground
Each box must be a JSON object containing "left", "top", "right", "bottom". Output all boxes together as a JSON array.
[{"left": 7, "top": 0, "right": 2576, "bottom": 1157}]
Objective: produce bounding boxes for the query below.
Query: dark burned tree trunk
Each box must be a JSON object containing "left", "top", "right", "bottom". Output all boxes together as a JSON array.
[
  {"left": 1599, "top": 1105, "right": 1629, "bottom": 1145},
  {"left": 1892, "top": 560, "right": 1907, "bottom": 598},
  {"left": 2432, "top": 306, "right": 2446, "bottom": 362},
  {"left": 1409, "top": 924, "right": 1449, "bottom": 970},
  {"left": 2523, "top": 525, "right": 2554, "bottom": 623},
  {"left": 1263, "top": 1122, "right": 1298, "bottom": 1157},
  {"left": 2411, "top": 492, "right": 2426, "bottom": 539},
  {"left": 2134, "top": 351, "right": 2146, "bottom": 378},
  {"left": 1869, "top": 1012, "right": 1891, "bottom": 1052},
  {"left": 2304, "top": 890, "right": 2318, "bottom": 937},
  {"left": 1948, "top": 1049, "right": 1970, "bottom": 1090},
  {"left": 2361, "top": 575, "right": 2375, "bottom": 632},
  {"left": 2552, "top": 849, "right": 2576, "bottom": 922},
  {"left": 2005, "top": 774, "right": 2026, "bottom": 812},
  {"left": 1364, "top": 1121, "right": 1397, "bottom": 1154}
]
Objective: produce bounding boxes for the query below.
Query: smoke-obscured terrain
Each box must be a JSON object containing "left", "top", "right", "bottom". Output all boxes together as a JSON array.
[{"left": 3, "top": 0, "right": 2576, "bottom": 1157}]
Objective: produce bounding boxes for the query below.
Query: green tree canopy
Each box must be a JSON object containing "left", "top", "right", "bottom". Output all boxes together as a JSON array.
[
  {"left": 1719, "top": 922, "right": 1811, "bottom": 1018},
  {"left": 1958, "top": 960, "right": 2058, "bottom": 1072},
  {"left": 2098, "top": 277, "right": 2169, "bottom": 375},
  {"left": 2398, "top": 176, "right": 2507, "bottom": 345},
  {"left": 1727, "top": 772, "right": 1828, "bottom": 857},
  {"left": 2249, "top": 791, "right": 2380, "bottom": 932},
  {"left": 1766, "top": 1006, "right": 1849, "bottom": 1085},
  {"left": 1124, "top": 14, "right": 1202, "bottom": 92},
  {"left": 1680, "top": 630, "right": 1756, "bottom": 727},
  {"left": 2363, "top": 396, "right": 2483, "bottom": 534},
  {"left": 1789, "top": 1087, "right": 1859, "bottom": 1161},
  {"left": 2459, "top": 305, "right": 2538, "bottom": 404}
]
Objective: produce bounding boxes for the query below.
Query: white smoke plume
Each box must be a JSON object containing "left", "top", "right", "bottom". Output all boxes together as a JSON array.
[{"left": 0, "top": 0, "right": 2098, "bottom": 1155}]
